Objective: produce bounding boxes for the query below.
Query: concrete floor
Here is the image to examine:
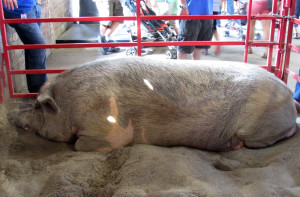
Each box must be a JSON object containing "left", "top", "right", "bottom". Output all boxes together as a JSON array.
[{"left": 47, "top": 21, "right": 300, "bottom": 92}]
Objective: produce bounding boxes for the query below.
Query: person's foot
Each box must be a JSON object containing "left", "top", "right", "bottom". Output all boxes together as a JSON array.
[
  {"left": 293, "top": 33, "right": 299, "bottom": 39},
  {"left": 247, "top": 46, "right": 252, "bottom": 54},
  {"left": 202, "top": 49, "right": 208, "bottom": 55},
  {"left": 98, "top": 36, "right": 121, "bottom": 54},
  {"left": 107, "top": 47, "right": 120, "bottom": 53},
  {"left": 107, "top": 39, "right": 121, "bottom": 53},
  {"left": 98, "top": 36, "right": 108, "bottom": 55},
  {"left": 261, "top": 52, "right": 267, "bottom": 59},
  {"left": 214, "top": 46, "right": 221, "bottom": 56}
]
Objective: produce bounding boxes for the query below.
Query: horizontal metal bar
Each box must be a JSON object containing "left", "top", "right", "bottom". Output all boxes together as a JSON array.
[
  {"left": 11, "top": 93, "right": 38, "bottom": 98},
  {"left": 10, "top": 69, "right": 66, "bottom": 75},
  {"left": 6, "top": 40, "right": 281, "bottom": 50},
  {"left": 2, "top": 14, "right": 280, "bottom": 24},
  {"left": 290, "top": 44, "right": 300, "bottom": 53},
  {"left": 292, "top": 18, "right": 300, "bottom": 25},
  {"left": 6, "top": 42, "right": 138, "bottom": 50}
]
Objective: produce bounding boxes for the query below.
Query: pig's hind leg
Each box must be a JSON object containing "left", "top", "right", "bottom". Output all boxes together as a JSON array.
[{"left": 215, "top": 136, "right": 244, "bottom": 151}]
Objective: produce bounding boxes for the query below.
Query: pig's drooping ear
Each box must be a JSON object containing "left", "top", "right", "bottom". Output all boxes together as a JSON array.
[{"left": 37, "top": 95, "right": 60, "bottom": 114}]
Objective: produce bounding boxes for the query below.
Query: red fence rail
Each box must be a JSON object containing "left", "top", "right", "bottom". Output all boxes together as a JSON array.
[
  {"left": 0, "top": 54, "right": 5, "bottom": 102},
  {"left": 0, "top": 0, "right": 299, "bottom": 103}
]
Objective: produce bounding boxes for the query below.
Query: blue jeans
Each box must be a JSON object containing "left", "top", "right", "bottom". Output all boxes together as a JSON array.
[
  {"left": 4, "top": 4, "right": 47, "bottom": 93},
  {"left": 227, "top": 0, "right": 234, "bottom": 25},
  {"left": 294, "top": 69, "right": 300, "bottom": 102},
  {"left": 294, "top": 0, "right": 300, "bottom": 27}
]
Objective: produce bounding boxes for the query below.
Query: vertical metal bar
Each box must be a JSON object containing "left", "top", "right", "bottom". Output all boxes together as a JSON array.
[
  {"left": 244, "top": 0, "right": 253, "bottom": 63},
  {"left": 0, "top": 54, "right": 5, "bottom": 102},
  {"left": 0, "top": 1, "right": 15, "bottom": 98},
  {"left": 136, "top": 0, "right": 142, "bottom": 56},
  {"left": 274, "top": 0, "right": 284, "bottom": 76},
  {"left": 266, "top": 0, "right": 278, "bottom": 72},
  {"left": 0, "top": 81, "right": 3, "bottom": 103},
  {"left": 276, "top": 0, "right": 289, "bottom": 78},
  {"left": 282, "top": 0, "right": 295, "bottom": 83}
]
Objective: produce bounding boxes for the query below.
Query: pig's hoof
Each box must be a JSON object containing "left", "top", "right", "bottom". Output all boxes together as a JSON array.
[{"left": 227, "top": 136, "right": 244, "bottom": 150}]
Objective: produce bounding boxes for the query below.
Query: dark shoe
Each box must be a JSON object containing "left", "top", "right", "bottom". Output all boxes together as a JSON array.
[
  {"left": 106, "top": 39, "right": 121, "bottom": 53},
  {"left": 107, "top": 47, "right": 121, "bottom": 53},
  {"left": 293, "top": 33, "right": 299, "bottom": 39},
  {"left": 261, "top": 52, "right": 267, "bottom": 59},
  {"left": 98, "top": 36, "right": 108, "bottom": 55}
]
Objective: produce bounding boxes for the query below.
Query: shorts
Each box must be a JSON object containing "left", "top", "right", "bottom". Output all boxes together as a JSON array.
[
  {"left": 96, "top": 0, "right": 124, "bottom": 26},
  {"left": 250, "top": 1, "right": 270, "bottom": 15},
  {"left": 177, "top": 19, "right": 213, "bottom": 54}
]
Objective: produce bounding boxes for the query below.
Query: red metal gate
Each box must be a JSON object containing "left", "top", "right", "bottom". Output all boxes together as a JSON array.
[{"left": 0, "top": 0, "right": 299, "bottom": 103}]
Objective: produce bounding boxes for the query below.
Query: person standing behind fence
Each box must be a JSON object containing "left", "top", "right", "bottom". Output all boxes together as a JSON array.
[
  {"left": 225, "top": 0, "right": 234, "bottom": 27},
  {"left": 2, "top": 0, "right": 47, "bottom": 93},
  {"left": 94, "top": 0, "right": 124, "bottom": 55},
  {"left": 248, "top": 0, "right": 271, "bottom": 58},
  {"left": 166, "top": 0, "right": 179, "bottom": 35},
  {"left": 202, "top": 0, "right": 221, "bottom": 55},
  {"left": 177, "top": 0, "right": 213, "bottom": 60}
]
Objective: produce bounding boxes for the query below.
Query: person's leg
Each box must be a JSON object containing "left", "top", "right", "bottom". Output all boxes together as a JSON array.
[
  {"left": 294, "top": 70, "right": 300, "bottom": 102},
  {"left": 100, "top": 21, "right": 121, "bottom": 39},
  {"left": 261, "top": 19, "right": 270, "bottom": 58},
  {"left": 295, "top": 0, "right": 300, "bottom": 18},
  {"left": 194, "top": 20, "right": 213, "bottom": 60},
  {"left": 293, "top": 0, "right": 300, "bottom": 38},
  {"left": 177, "top": 51, "right": 188, "bottom": 59},
  {"left": 248, "top": 19, "right": 256, "bottom": 54},
  {"left": 213, "top": 30, "right": 221, "bottom": 55},
  {"left": 294, "top": 70, "right": 300, "bottom": 112},
  {"left": 177, "top": 20, "right": 196, "bottom": 59},
  {"left": 97, "top": 0, "right": 112, "bottom": 42},
  {"left": 6, "top": 5, "right": 47, "bottom": 93},
  {"left": 98, "top": 1, "right": 123, "bottom": 54},
  {"left": 226, "top": 0, "right": 234, "bottom": 26},
  {"left": 192, "top": 48, "right": 202, "bottom": 60},
  {"left": 220, "top": 0, "right": 225, "bottom": 14}
]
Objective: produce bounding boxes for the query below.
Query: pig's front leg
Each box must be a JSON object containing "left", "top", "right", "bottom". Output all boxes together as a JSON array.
[{"left": 75, "top": 135, "right": 113, "bottom": 152}]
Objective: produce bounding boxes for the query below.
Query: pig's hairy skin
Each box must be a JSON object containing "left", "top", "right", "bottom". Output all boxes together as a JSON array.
[{"left": 10, "top": 58, "right": 297, "bottom": 152}]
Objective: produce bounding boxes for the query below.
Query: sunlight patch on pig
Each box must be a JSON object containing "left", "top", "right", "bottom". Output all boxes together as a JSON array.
[
  {"left": 107, "top": 116, "right": 116, "bottom": 123},
  {"left": 143, "top": 79, "right": 154, "bottom": 90}
]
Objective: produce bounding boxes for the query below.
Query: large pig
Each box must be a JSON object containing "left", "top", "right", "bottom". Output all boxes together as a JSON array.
[{"left": 9, "top": 58, "right": 297, "bottom": 152}]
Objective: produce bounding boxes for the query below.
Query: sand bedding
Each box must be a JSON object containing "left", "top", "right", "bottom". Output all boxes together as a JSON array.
[{"left": 0, "top": 101, "right": 300, "bottom": 197}]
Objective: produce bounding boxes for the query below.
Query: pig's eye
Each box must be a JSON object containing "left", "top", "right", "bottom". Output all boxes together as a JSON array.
[
  {"left": 34, "top": 103, "right": 41, "bottom": 109},
  {"left": 24, "top": 124, "right": 29, "bottom": 131}
]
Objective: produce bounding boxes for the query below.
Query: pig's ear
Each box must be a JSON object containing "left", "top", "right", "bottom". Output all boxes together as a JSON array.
[{"left": 37, "top": 95, "right": 60, "bottom": 114}]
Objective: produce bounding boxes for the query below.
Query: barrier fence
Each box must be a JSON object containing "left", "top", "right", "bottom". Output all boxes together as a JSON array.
[{"left": 0, "top": 0, "right": 299, "bottom": 103}]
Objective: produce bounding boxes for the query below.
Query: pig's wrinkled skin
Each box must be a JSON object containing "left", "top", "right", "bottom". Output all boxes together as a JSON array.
[{"left": 8, "top": 58, "right": 297, "bottom": 152}]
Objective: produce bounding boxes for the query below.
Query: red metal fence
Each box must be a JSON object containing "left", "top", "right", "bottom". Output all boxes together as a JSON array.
[{"left": 0, "top": 0, "right": 299, "bottom": 103}]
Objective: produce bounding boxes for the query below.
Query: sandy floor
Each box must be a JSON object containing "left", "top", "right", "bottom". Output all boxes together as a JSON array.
[
  {"left": 1, "top": 21, "right": 300, "bottom": 197},
  {"left": 1, "top": 99, "right": 300, "bottom": 197}
]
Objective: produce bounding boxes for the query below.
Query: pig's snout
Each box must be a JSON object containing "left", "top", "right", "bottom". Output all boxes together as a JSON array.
[
  {"left": 7, "top": 110, "right": 18, "bottom": 126},
  {"left": 7, "top": 109, "right": 30, "bottom": 131}
]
